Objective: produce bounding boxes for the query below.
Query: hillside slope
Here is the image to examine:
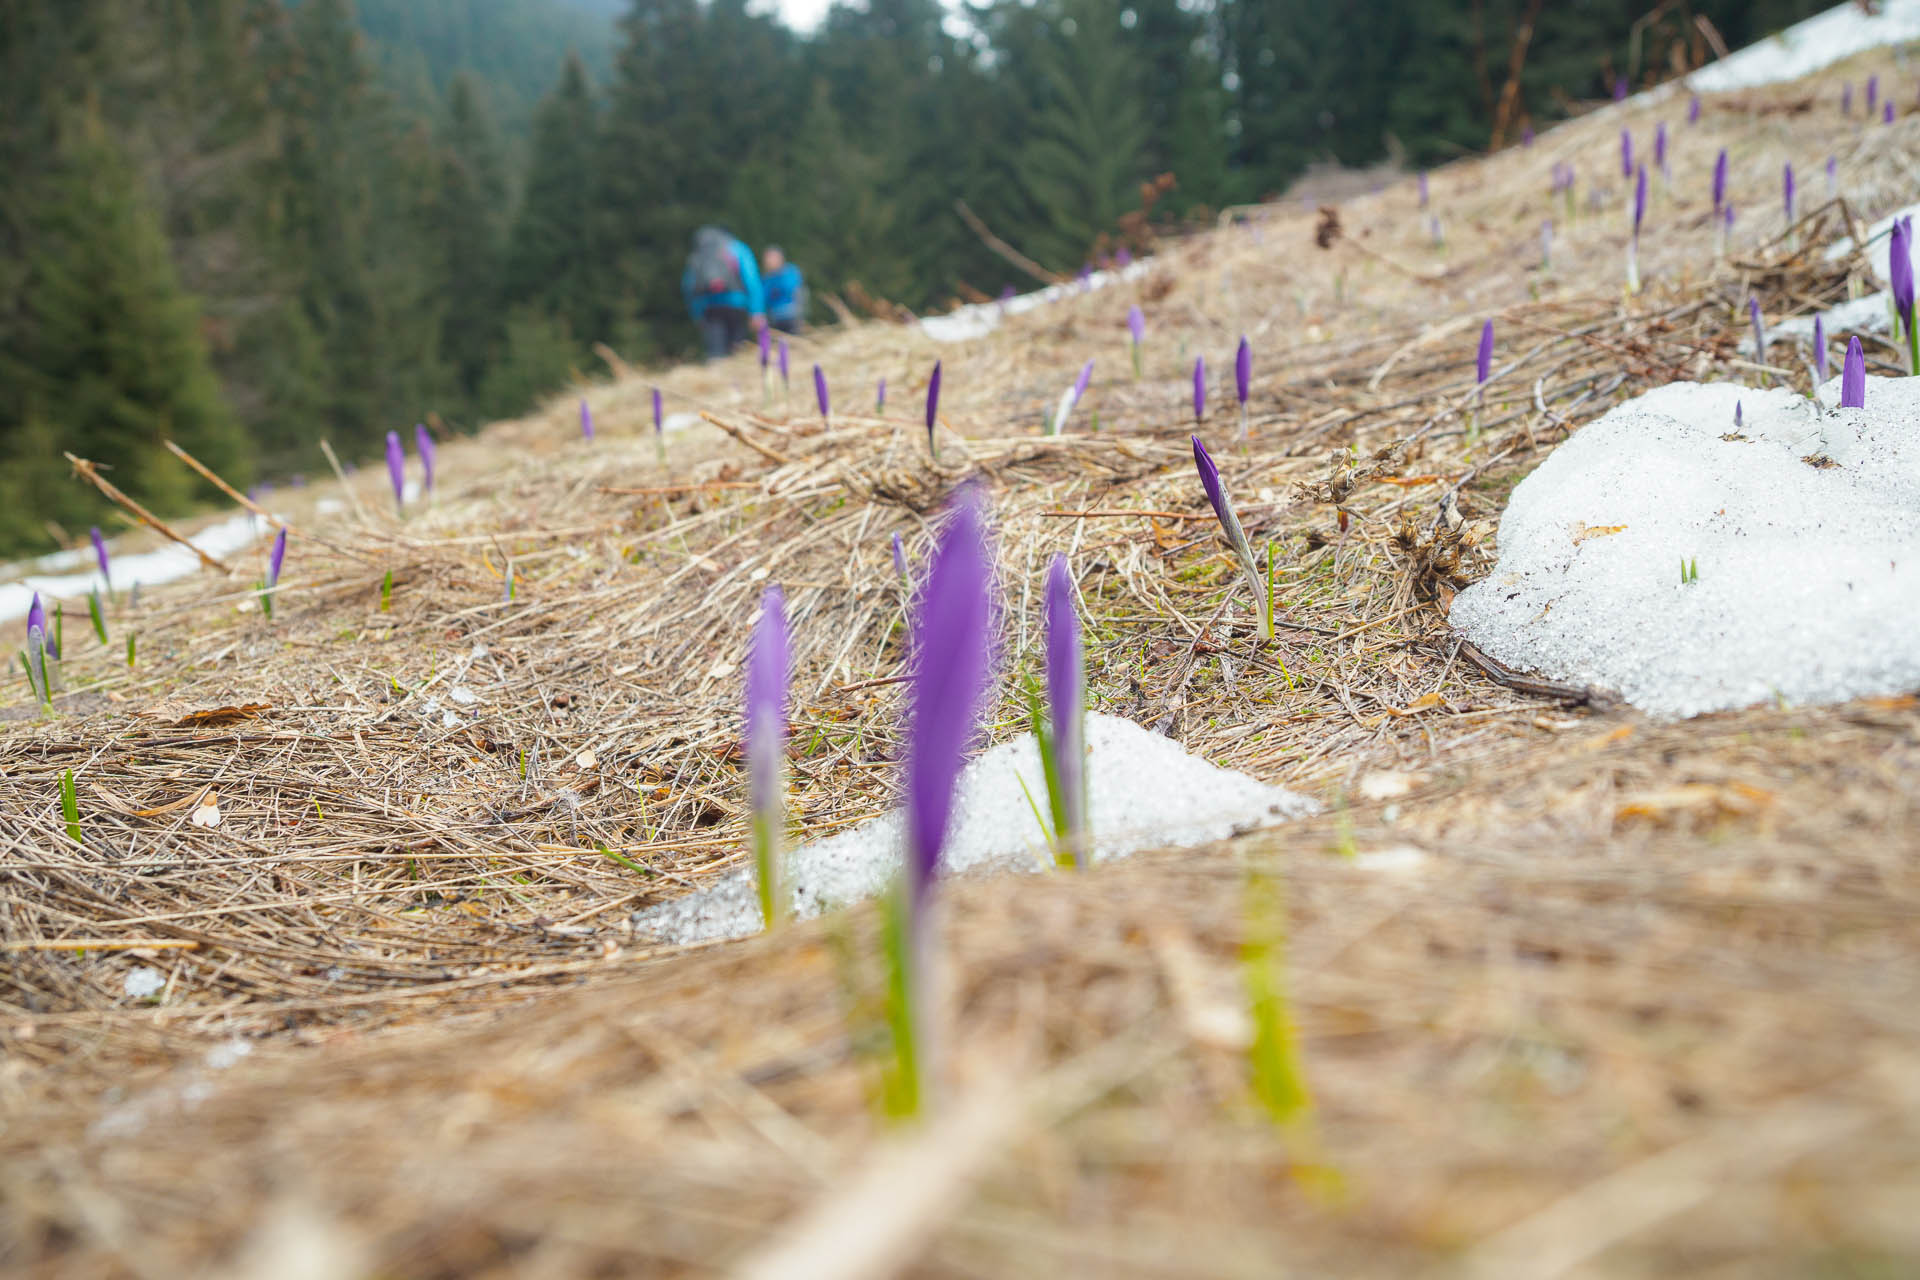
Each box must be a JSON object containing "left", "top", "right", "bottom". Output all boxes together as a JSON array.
[{"left": 4, "top": 37, "right": 1920, "bottom": 1278}]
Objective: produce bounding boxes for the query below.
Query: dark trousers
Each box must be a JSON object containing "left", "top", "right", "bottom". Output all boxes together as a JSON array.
[{"left": 699, "top": 306, "right": 749, "bottom": 360}]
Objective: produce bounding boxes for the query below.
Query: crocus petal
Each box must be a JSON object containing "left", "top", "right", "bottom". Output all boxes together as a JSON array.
[
  {"left": 1842, "top": 336, "right": 1867, "bottom": 408},
  {"left": 1712, "top": 150, "right": 1727, "bottom": 212},
  {"left": 892, "top": 532, "right": 908, "bottom": 582},
  {"left": 1688, "top": 95, "right": 1701, "bottom": 124},
  {"left": 580, "top": 398, "right": 594, "bottom": 439},
  {"left": 758, "top": 326, "right": 771, "bottom": 368},
  {"left": 1783, "top": 162, "right": 1795, "bottom": 222},
  {"left": 415, "top": 424, "right": 435, "bottom": 494},
  {"left": 925, "top": 361, "right": 943, "bottom": 448},
  {"left": 653, "top": 388, "right": 663, "bottom": 434},
  {"left": 877, "top": 377, "right": 887, "bottom": 412},
  {"left": 778, "top": 338, "right": 789, "bottom": 382},
  {"left": 90, "top": 527, "right": 109, "bottom": 584},
  {"left": 1192, "top": 356, "right": 1206, "bottom": 422},
  {"left": 745, "top": 585, "right": 789, "bottom": 824},
  {"left": 1633, "top": 164, "right": 1647, "bottom": 231},
  {"left": 1748, "top": 296, "right": 1766, "bottom": 365},
  {"left": 814, "top": 364, "right": 829, "bottom": 418},
  {"left": 1814, "top": 315, "right": 1828, "bottom": 383},
  {"left": 1127, "top": 304, "right": 1145, "bottom": 346},
  {"left": 1235, "top": 337, "right": 1251, "bottom": 406},
  {"left": 26, "top": 592, "right": 46, "bottom": 640},
  {"left": 904, "top": 486, "right": 994, "bottom": 911},
  {"left": 1476, "top": 319, "right": 1494, "bottom": 387},
  {"left": 1072, "top": 359, "right": 1094, "bottom": 404},
  {"left": 1044, "top": 553, "right": 1086, "bottom": 865},
  {"left": 268, "top": 528, "right": 287, "bottom": 590},
  {"left": 385, "top": 430, "right": 405, "bottom": 510},
  {"left": 1620, "top": 128, "right": 1632, "bottom": 178}
]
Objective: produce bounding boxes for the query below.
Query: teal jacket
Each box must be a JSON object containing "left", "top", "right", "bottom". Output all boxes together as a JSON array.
[
  {"left": 682, "top": 234, "right": 765, "bottom": 320},
  {"left": 764, "top": 263, "right": 805, "bottom": 324}
]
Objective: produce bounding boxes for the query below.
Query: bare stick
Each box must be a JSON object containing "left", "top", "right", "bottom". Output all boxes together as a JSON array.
[
  {"left": 699, "top": 412, "right": 793, "bottom": 467},
  {"left": 955, "top": 199, "right": 1064, "bottom": 286},
  {"left": 64, "top": 453, "right": 232, "bottom": 575},
  {"left": 317, "top": 439, "right": 372, "bottom": 526}
]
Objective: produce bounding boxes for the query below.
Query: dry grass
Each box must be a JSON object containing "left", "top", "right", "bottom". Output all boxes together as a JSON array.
[{"left": 5, "top": 49, "right": 1920, "bottom": 1278}]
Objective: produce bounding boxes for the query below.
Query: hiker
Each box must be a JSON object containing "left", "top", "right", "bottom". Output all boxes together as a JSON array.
[
  {"left": 761, "top": 246, "right": 807, "bottom": 334},
  {"left": 681, "top": 226, "right": 765, "bottom": 360}
]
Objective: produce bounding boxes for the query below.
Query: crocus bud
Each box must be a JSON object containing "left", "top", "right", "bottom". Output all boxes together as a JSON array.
[
  {"left": 385, "top": 430, "right": 405, "bottom": 512},
  {"left": 415, "top": 423, "right": 435, "bottom": 495},
  {"left": 90, "top": 526, "right": 109, "bottom": 588},
  {"left": 1192, "top": 356, "right": 1206, "bottom": 423},
  {"left": 1814, "top": 314, "right": 1828, "bottom": 383},
  {"left": 813, "top": 364, "right": 829, "bottom": 420},
  {"left": 580, "top": 398, "right": 594, "bottom": 440},
  {"left": 1841, "top": 336, "right": 1866, "bottom": 408},
  {"left": 925, "top": 360, "right": 942, "bottom": 456},
  {"left": 1712, "top": 149, "right": 1728, "bottom": 213}
]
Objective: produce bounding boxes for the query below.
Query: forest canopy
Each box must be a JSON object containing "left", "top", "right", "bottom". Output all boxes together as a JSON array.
[{"left": 0, "top": 0, "right": 1823, "bottom": 555}]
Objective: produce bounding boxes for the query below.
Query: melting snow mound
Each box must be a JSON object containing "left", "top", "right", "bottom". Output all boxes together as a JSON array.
[
  {"left": 633, "top": 711, "right": 1314, "bottom": 946},
  {"left": 1451, "top": 379, "right": 1920, "bottom": 718}
]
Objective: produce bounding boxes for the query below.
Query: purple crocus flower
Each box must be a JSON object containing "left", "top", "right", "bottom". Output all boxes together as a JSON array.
[
  {"left": 580, "top": 398, "right": 594, "bottom": 440},
  {"left": 1522, "top": 124, "right": 1534, "bottom": 147},
  {"left": 925, "top": 360, "right": 942, "bottom": 455},
  {"left": 903, "top": 486, "right": 994, "bottom": 914},
  {"left": 1688, "top": 95, "right": 1701, "bottom": 124},
  {"left": 415, "top": 423, "right": 435, "bottom": 495},
  {"left": 1712, "top": 149, "right": 1728, "bottom": 213},
  {"left": 1417, "top": 172, "right": 1428, "bottom": 209},
  {"left": 24, "top": 592, "right": 49, "bottom": 703},
  {"left": 745, "top": 584, "right": 790, "bottom": 928},
  {"left": 1868, "top": 75, "right": 1880, "bottom": 116},
  {"left": 1541, "top": 218, "right": 1553, "bottom": 269},
  {"left": 1614, "top": 76, "right": 1628, "bottom": 103},
  {"left": 1749, "top": 296, "right": 1766, "bottom": 368},
  {"left": 1735, "top": 400, "right": 1743, "bottom": 428},
  {"left": 1783, "top": 162, "right": 1796, "bottom": 226},
  {"left": 1192, "top": 356, "right": 1206, "bottom": 423},
  {"left": 1887, "top": 101, "right": 1897, "bottom": 125},
  {"left": 1051, "top": 360, "right": 1094, "bottom": 434},
  {"left": 1654, "top": 121, "right": 1668, "bottom": 176},
  {"left": 90, "top": 526, "right": 109, "bottom": 588},
  {"left": 1814, "top": 314, "right": 1828, "bottom": 383},
  {"left": 877, "top": 377, "right": 887, "bottom": 414},
  {"left": 385, "top": 429, "right": 405, "bottom": 512},
  {"left": 891, "top": 531, "right": 909, "bottom": 585},
  {"left": 758, "top": 325, "right": 771, "bottom": 369},
  {"left": 1043, "top": 553, "right": 1086, "bottom": 869},
  {"left": 1234, "top": 336, "right": 1251, "bottom": 407},
  {"left": 1891, "top": 216, "right": 1915, "bottom": 337},
  {"left": 813, "top": 364, "right": 829, "bottom": 420},
  {"left": 1127, "top": 304, "right": 1145, "bottom": 347},
  {"left": 1634, "top": 164, "right": 1648, "bottom": 232},
  {"left": 267, "top": 527, "right": 287, "bottom": 591},
  {"left": 1826, "top": 155, "right": 1838, "bottom": 196},
  {"left": 778, "top": 337, "right": 790, "bottom": 387},
  {"left": 1191, "top": 436, "right": 1270, "bottom": 639},
  {"left": 26, "top": 593, "right": 47, "bottom": 650},
  {"left": 1116, "top": 247, "right": 1132, "bottom": 267},
  {"left": 1000, "top": 284, "right": 1016, "bottom": 301},
  {"left": 1620, "top": 128, "right": 1633, "bottom": 178},
  {"left": 652, "top": 387, "right": 663, "bottom": 436},
  {"left": 1844, "top": 82, "right": 1854, "bottom": 116},
  {"left": 1842, "top": 336, "right": 1867, "bottom": 408},
  {"left": 1476, "top": 319, "right": 1494, "bottom": 392}
]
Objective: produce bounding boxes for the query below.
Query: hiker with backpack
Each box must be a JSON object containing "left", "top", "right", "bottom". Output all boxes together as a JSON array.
[
  {"left": 681, "top": 226, "right": 766, "bottom": 360},
  {"left": 761, "top": 246, "right": 807, "bottom": 334}
]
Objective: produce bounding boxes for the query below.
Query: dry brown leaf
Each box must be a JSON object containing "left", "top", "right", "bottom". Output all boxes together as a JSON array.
[
  {"left": 132, "top": 785, "right": 215, "bottom": 818},
  {"left": 173, "top": 703, "right": 272, "bottom": 727},
  {"left": 1615, "top": 783, "right": 1776, "bottom": 827},
  {"left": 1570, "top": 522, "right": 1628, "bottom": 545}
]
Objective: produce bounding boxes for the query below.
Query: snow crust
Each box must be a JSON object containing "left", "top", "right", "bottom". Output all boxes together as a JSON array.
[
  {"left": 1451, "top": 379, "right": 1920, "bottom": 718},
  {"left": 920, "top": 260, "right": 1154, "bottom": 343},
  {"left": 632, "top": 711, "right": 1315, "bottom": 946},
  {"left": 1685, "top": 1, "right": 1920, "bottom": 95},
  {"left": 0, "top": 512, "right": 271, "bottom": 625}
]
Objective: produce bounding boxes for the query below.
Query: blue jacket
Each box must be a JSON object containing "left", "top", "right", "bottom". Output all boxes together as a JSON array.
[
  {"left": 764, "top": 263, "right": 805, "bottom": 324},
  {"left": 682, "top": 235, "right": 765, "bottom": 320}
]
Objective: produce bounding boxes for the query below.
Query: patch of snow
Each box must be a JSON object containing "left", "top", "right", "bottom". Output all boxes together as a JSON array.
[
  {"left": 633, "top": 711, "right": 1315, "bottom": 946},
  {"left": 920, "top": 260, "right": 1154, "bottom": 344},
  {"left": 1451, "top": 378, "right": 1920, "bottom": 718},
  {"left": 0, "top": 512, "right": 272, "bottom": 625},
  {"left": 663, "top": 410, "right": 702, "bottom": 435},
  {"left": 123, "top": 967, "right": 165, "bottom": 1000},
  {"left": 1686, "top": 1, "right": 1920, "bottom": 95},
  {"left": 1768, "top": 291, "right": 1893, "bottom": 350},
  {"left": 1825, "top": 202, "right": 1920, "bottom": 287}
]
